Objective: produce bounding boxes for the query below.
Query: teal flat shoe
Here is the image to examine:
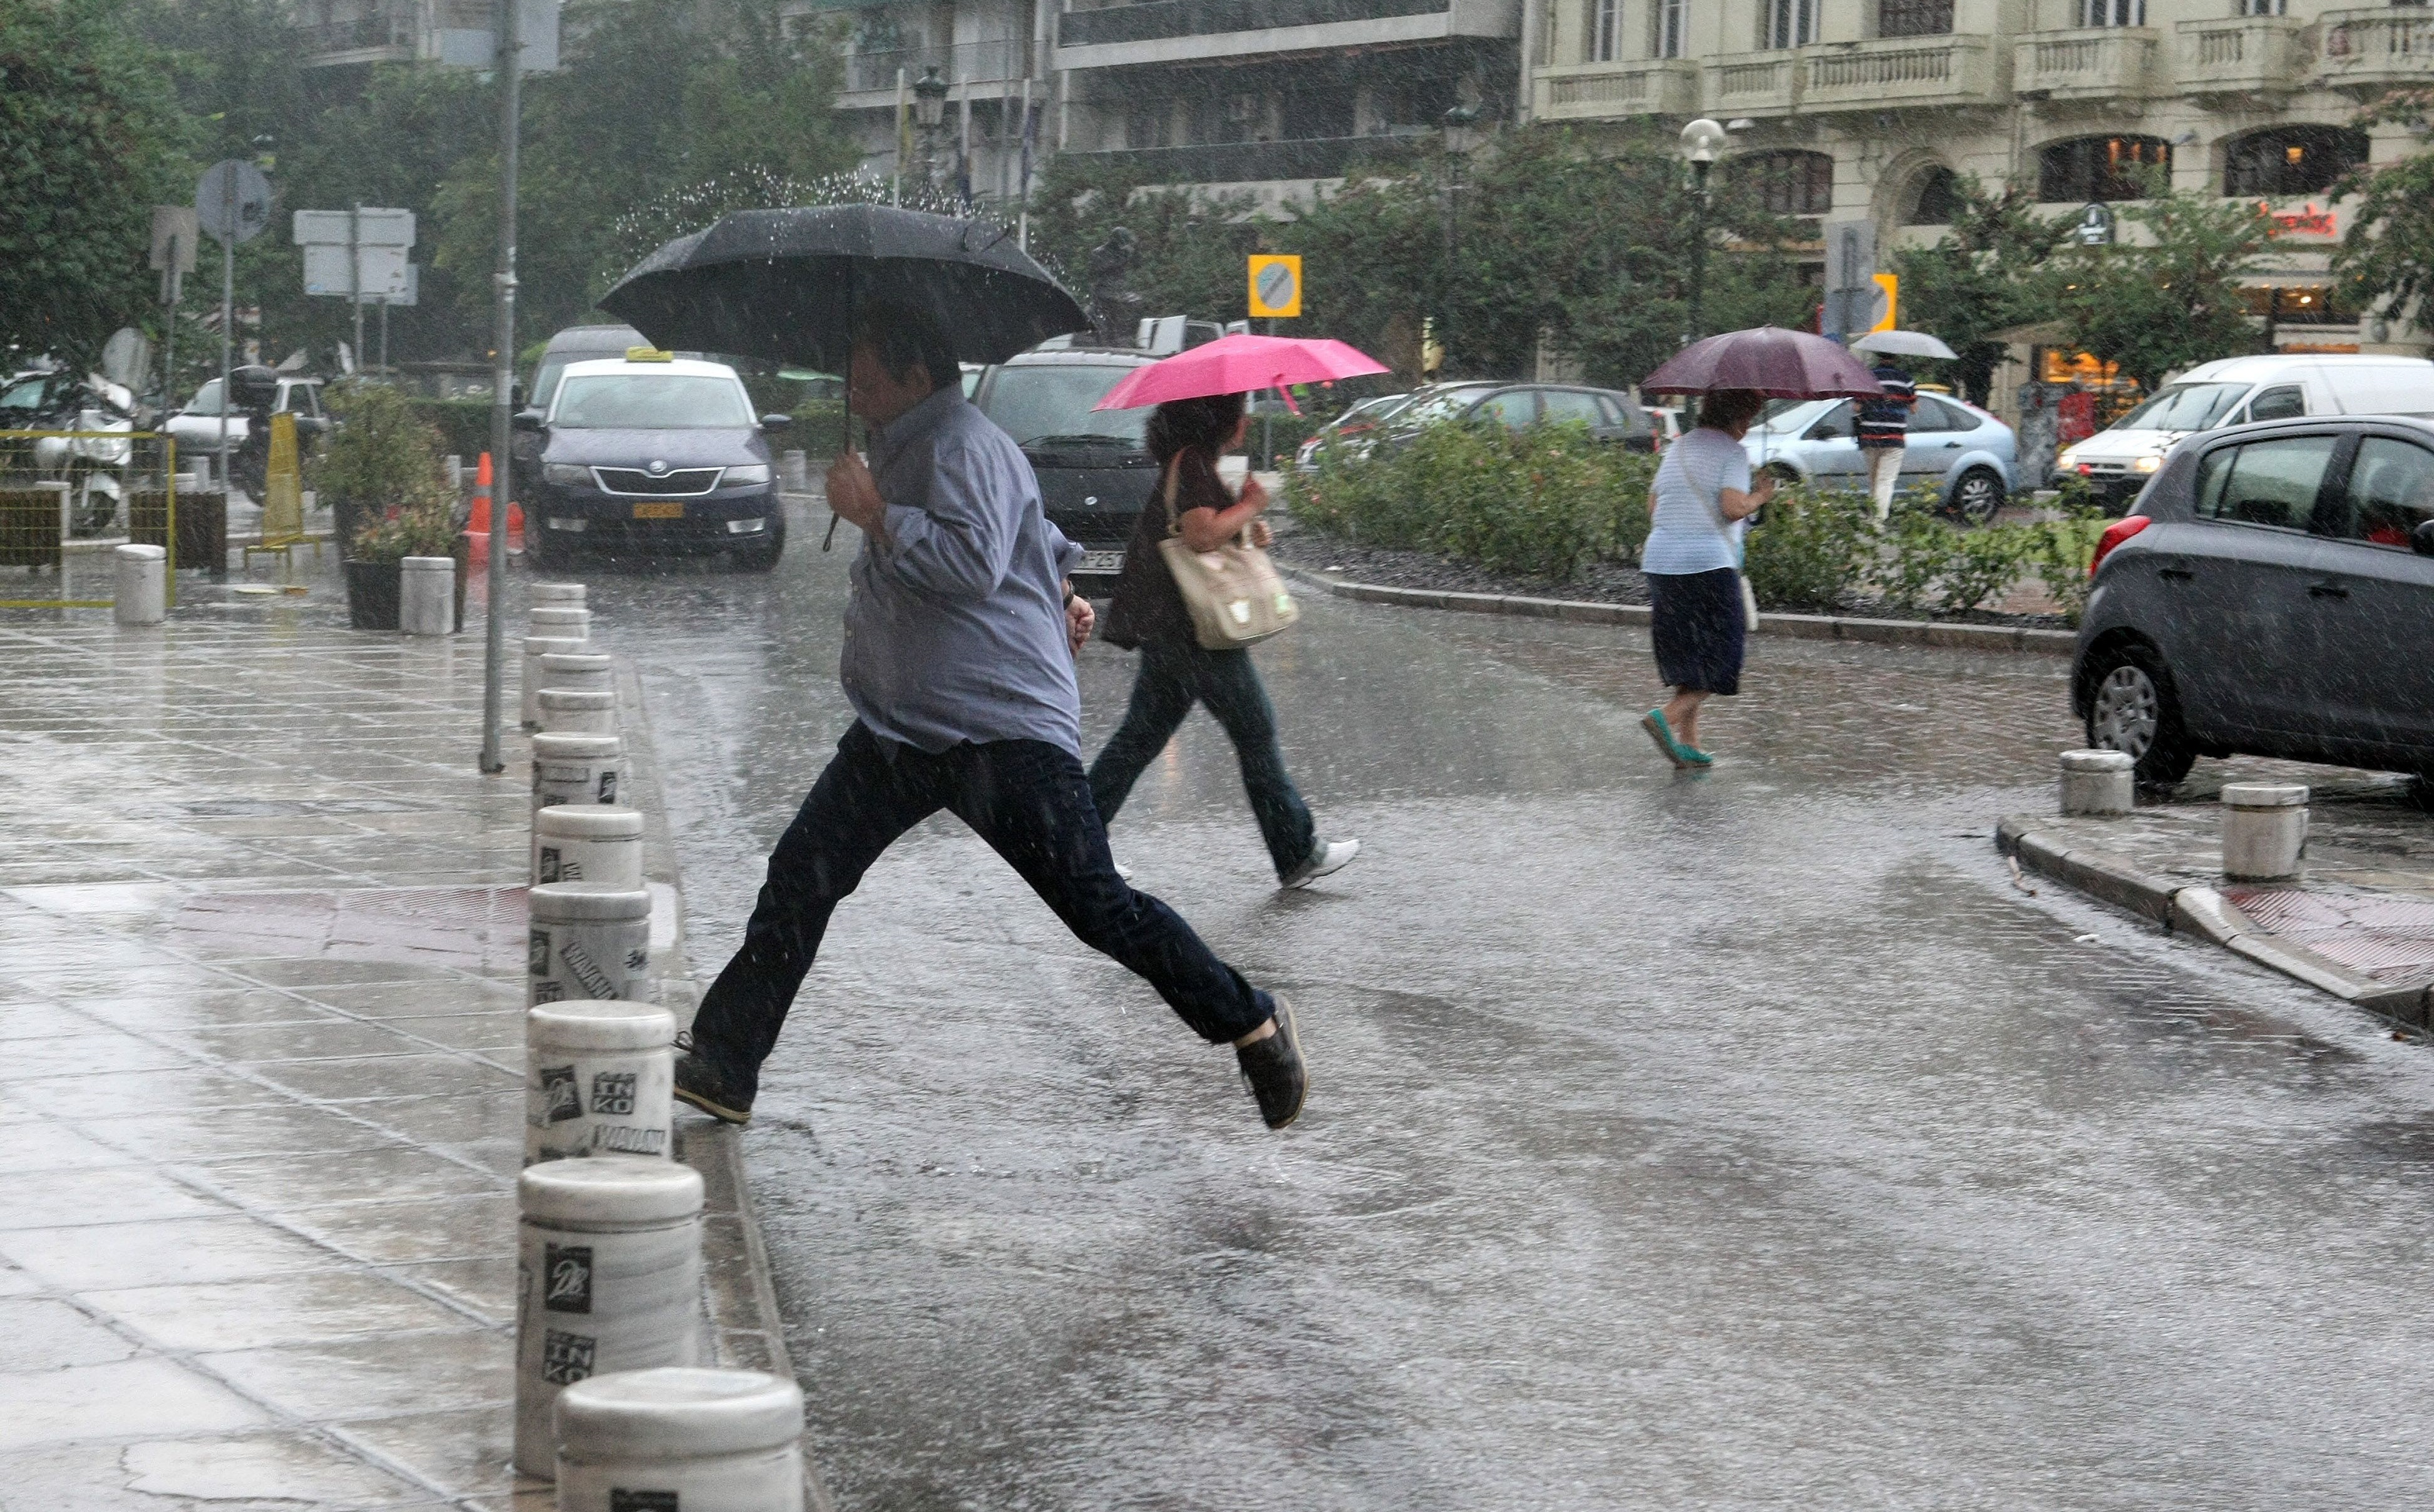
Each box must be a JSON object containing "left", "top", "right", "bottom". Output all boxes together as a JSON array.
[{"left": 1640, "top": 708, "right": 1691, "bottom": 769}]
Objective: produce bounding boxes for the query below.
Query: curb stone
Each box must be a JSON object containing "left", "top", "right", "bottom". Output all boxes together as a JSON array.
[
  {"left": 1996, "top": 814, "right": 2433, "bottom": 1029},
  {"left": 1279, "top": 564, "right": 2080, "bottom": 655}
]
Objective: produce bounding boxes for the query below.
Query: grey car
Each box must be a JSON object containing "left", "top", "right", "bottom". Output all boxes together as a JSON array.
[
  {"left": 1744, "top": 393, "right": 2018, "bottom": 523},
  {"left": 2075, "top": 415, "right": 2434, "bottom": 788}
]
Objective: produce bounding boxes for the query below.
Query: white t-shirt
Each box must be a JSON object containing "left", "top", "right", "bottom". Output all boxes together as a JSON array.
[{"left": 1641, "top": 427, "right": 1750, "bottom": 576}]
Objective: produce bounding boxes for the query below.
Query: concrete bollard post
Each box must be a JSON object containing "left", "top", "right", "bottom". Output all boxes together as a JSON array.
[
  {"left": 529, "top": 883, "right": 652, "bottom": 1006},
  {"left": 553, "top": 1368, "right": 807, "bottom": 1512},
  {"left": 446, "top": 454, "right": 463, "bottom": 495},
  {"left": 113, "top": 544, "right": 167, "bottom": 626},
  {"left": 533, "top": 804, "right": 644, "bottom": 889},
  {"left": 2222, "top": 784, "right": 2309, "bottom": 881},
  {"left": 399, "top": 556, "right": 456, "bottom": 636},
  {"left": 526, "top": 999, "right": 675, "bottom": 1164},
  {"left": 531, "top": 605, "right": 592, "bottom": 640},
  {"left": 539, "top": 688, "right": 617, "bottom": 736},
  {"left": 780, "top": 449, "right": 809, "bottom": 493},
  {"left": 513, "top": 1157, "right": 704, "bottom": 1478},
  {"left": 2058, "top": 748, "right": 2135, "bottom": 817},
  {"left": 533, "top": 733, "right": 624, "bottom": 814},
  {"left": 523, "top": 634, "right": 589, "bottom": 729},
  {"left": 532, "top": 581, "right": 587, "bottom": 606},
  {"left": 538, "top": 651, "right": 615, "bottom": 700}
]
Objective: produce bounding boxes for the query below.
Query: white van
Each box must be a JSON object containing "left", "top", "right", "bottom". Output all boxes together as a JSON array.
[{"left": 2056, "top": 353, "right": 2434, "bottom": 506}]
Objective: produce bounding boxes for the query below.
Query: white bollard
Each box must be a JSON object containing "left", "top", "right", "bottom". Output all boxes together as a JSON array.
[
  {"left": 554, "top": 1368, "right": 806, "bottom": 1512},
  {"left": 113, "top": 544, "right": 167, "bottom": 626},
  {"left": 524, "top": 633, "right": 589, "bottom": 729},
  {"left": 780, "top": 449, "right": 809, "bottom": 493},
  {"left": 533, "top": 732, "right": 624, "bottom": 814},
  {"left": 531, "top": 605, "right": 592, "bottom": 640},
  {"left": 2222, "top": 784, "right": 2309, "bottom": 881},
  {"left": 2058, "top": 748, "right": 2135, "bottom": 817},
  {"left": 445, "top": 454, "right": 463, "bottom": 494},
  {"left": 526, "top": 999, "right": 675, "bottom": 1164},
  {"left": 513, "top": 1157, "right": 704, "bottom": 1478},
  {"left": 399, "top": 555, "right": 456, "bottom": 636},
  {"left": 530, "top": 883, "right": 652, "bottom": 1006},
  {"left": 540, "top": 688, "right": 617, "bottom": 736},
  {"left": 534, "top": 804, "right": 644, "bottom": 889},
  {"left": 539, "top": 651, "right": 615, "bottom": 700},
  {"left": 532, "top": 581, "right": 587, "bottom": 606}
]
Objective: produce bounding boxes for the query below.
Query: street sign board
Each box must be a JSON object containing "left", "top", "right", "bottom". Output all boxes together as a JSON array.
[
  {"left": 304, "top": 243, "right": 411, "bottom": 298},
  {"left": 195, "top": 160, "right": 273, "bottom": 245},
  {"left": 430, "top": 0, "right": 562, "bottom": 71},
  {"left": 1867, "top": 272, "right": 1899, "bottom": 335},
  {"left": 1248, "top": 255, "right": 1302, "bottom": 319},
  {"left": 376, "top": 263, "right": 421, "bottom": 309},
  {"left": 1820, "top": 219, "right": 1876, "bottom": 340},
  {"left": 150, "top": 207, "right": 199, "bottom": 272},
  {"left": 292, "top": 208, "right": 416, "bottom": 248}
]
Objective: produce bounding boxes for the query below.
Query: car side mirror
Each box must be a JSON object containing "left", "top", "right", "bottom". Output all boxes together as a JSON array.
[
  {"left": 512, "top": 408, "right": 547, "bottom": 432},
  {"left": 759, "top": 413, "right": 793, "bottom": 431},
  {"left": 2414, "top": 519, "right": 2434, "bottom": 558}
]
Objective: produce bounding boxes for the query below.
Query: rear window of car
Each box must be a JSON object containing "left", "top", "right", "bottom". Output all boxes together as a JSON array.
[
  {"left": 1914, "top": 396, "right": 1975, "bottom": 432},
  {"left": 978, "top": 364, "right": 1151, "bottom": 447},
  {"left": 552, "top": 374, "right": 752, "bottom": 429},
  {"left": 1540, "top": 390, "right": 1604, "bottom": 427},
  {"left": 2193, "top": 434, "right": 2338, "bottom": 529}
]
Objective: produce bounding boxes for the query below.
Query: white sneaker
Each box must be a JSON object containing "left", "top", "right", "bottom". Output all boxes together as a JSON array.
[{"left": 1283, "top": 838, "right": 1360, "bottom": 889}]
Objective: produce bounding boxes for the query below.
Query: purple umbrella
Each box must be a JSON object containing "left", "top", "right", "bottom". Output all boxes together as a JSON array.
[{"left": 1640, "top": 325, "right": 1887, "bottom": 399}]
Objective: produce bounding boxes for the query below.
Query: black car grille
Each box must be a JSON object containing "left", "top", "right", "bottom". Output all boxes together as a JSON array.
[{"left": 593, "top": 467, "right": 722, "bottom": 496}]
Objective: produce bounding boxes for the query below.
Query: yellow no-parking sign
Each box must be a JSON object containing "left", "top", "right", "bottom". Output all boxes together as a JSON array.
[{"left": 1248, "top": 255, "right": 1302, "bottom": 319}]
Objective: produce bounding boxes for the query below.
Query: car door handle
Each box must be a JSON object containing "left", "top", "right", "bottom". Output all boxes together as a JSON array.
[
  {"left": 1941, "top": 440, "right": 1961, "bottom": 447},
  {"left": 2308, "top": 579, "right": 2351, "bottom": 599},
  {"left": 2157, "top": 566, "right": 2195, "bottom": 581}
]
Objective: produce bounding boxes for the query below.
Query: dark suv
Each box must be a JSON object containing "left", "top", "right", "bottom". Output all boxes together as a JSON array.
[
  {"left": 971, "top": 347, "right": 1161, "bottom": 587},
  {"left": 2075, "top": 415, "right": 2434, "bottom": 787}
]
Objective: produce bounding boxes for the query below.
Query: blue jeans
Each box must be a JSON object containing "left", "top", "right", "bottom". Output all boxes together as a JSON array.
[
  {"left": 1087, "top": 640, "right": 1319, "bottom": 881},
  {"left": 691, "top": 721, "right": 1272, "bottom": 1098}
]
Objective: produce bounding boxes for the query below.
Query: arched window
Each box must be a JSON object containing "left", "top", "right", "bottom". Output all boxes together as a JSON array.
[
  {"left": 1907, "top": 166, "right": 1963, "bottom": 224},
  {"left": 1741, "top": 150, "right": 1834, "bottom": 215},
  {"left": 2038, "top": 135, "right": 2170, "bottom": 203},
  {"left": 2223, "top": 125, "right": 2369, "bottom": 197}
]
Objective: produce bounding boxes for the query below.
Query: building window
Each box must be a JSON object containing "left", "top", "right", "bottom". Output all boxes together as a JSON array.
[
  {"left": 1654, "top": 0, "right": 1687, "bottom": 56},
  {"left": 1742, "top": 150, "right": 1834, "bottom": 215},
  {"left": 1908, "top": 166, "right": 1963, "bottom": 223},
  {"left": 1591, "top": 0, "right": 1620, "bottom": 60},
  {"left": 2075, "top": 0, "right": 2144, "bottom": 24},
  {"left": 2238, "top": 0, "right": 2284, "bottom": 14},
  {"left": 1765, "top": 0, "right": 1818, "bottom": 47},
  {"left": 2224, "top": 126, "right": 2368, "bottom": 197},
  {"left": 2038, "top": 135, "right": 2170, "bottom": 202},
  {"left": 1878, "top": 0, "right": 1953, "bottom": 34}
]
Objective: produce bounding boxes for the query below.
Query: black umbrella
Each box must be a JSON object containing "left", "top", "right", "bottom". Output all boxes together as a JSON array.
[{"left": 597, "top": 204, "right": 1091, "bottom": 371}]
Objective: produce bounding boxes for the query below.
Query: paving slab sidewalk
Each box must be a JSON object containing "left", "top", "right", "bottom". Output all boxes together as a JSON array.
[
  {"left": 2001, "top": 765, "right": 2434, "bottom": 1028},
  {"left": 0, "top": 572, "right": 793, "bottom": 1510}
]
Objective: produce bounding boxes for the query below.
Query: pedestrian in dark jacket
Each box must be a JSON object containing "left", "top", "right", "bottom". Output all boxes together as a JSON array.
[
  {"left": 1857, "top": 360, "right": 1917, "bottom": 521},
  {"left": 674, "top": 308, "right": 1308, "bottom": 1131},
  {"left": 1089, "top": 391, "right": 1359, "bottom": 889}
]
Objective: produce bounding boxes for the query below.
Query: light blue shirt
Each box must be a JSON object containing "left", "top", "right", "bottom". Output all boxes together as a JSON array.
[
  {"left": 1641, "top": 426, "right": 1750, "bottom": 576},
  {"left": 841, "top": 386, "right": 1086, "bottom": 754}
]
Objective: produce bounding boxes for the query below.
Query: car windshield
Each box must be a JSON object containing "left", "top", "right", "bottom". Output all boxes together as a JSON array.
[
  {"left": 2112, "top": 382, "right": 2248, "bottom": 433},
  {"left": 1334, "top": 394, "right": 1414, "bottom": 429},
  {"left": 185, "top": 379, "right": 226, "bottom": 415},
  {"left": 1755, "top": 399, "right": 1833, "bottom": 432},
  {"left": 980, "top": 365, "right": 1151, "bottom": 447},
  {"left": 552, "top": 374, "right": 752, "bottom": 429},
  {"left": 531, "top": 360, "right": 573, "bottom": 412},
  {"left": 0, "top": 377, "right": 48, "bottom": 411}
]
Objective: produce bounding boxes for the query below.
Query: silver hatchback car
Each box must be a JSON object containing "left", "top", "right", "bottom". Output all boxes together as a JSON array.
[{"left": 1742, "top": 393, "right": 2020, "bottom": 523}]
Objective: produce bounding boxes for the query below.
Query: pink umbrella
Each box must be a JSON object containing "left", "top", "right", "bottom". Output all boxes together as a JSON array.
[
  {"left": 1640, "top": 325, "right": 1886, "bottom": 399},
  {"left": 1093, "top": 332, "right": 1390, "bottom": 414}
]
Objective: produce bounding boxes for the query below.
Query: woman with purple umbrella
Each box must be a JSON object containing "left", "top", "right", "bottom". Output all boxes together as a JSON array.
[{"left": 1638, "top": 388, "right": 1775, "bottom": 767}]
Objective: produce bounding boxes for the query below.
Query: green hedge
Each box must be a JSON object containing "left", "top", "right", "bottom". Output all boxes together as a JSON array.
[{"left": 408, "top": 399, "right": 496, "bottom": 465}]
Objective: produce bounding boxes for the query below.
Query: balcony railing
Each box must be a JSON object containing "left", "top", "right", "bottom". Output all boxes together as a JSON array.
[
  {"left": 1059, "top": 0, "right": 1446, "bottom": 49},
  {"left": 845, "top": 39, "right": 1030, "bottom": 94},
  {"left": 2175, "top": 16, "right": 2307, "bottom": 96},
  {"left": 1071, "top": 135, "right": 1416, "bottom": 185},
  {"left": 1705, "top": 52, "right": 1801, "bottom": 116},
  {"left": 1533, "top": 59, "right": 1700, "bottom": 119},
  {"left": 2320, "top": 8, "right": 2434, "bottom": 91},
  {"left": 2012, "top": 28, "right": 2156, "bottom": 101},
  {"left": 1800, "top": 35, "right": 2000, "bottom": 111}
]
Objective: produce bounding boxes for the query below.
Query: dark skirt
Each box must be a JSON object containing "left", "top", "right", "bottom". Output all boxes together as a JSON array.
[{"left": 1647, "top": 567, "right": 1745, "bottom": 696}]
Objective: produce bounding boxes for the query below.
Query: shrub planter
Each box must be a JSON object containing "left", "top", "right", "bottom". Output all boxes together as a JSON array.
[{"left": 344, "top": 559, "right": 402, "bottom": 631}]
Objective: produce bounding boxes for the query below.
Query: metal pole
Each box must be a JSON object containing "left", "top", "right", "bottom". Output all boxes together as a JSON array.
[
  {"left": 1685, "top": 160, "right": 1711, "bottom": 349},
  {"left": 351, "top": 203, "right": 366, "bottom": 376},
  {"left": 479, "top": 0, "right": 522, "bottom": 775},
  {"left": 379, "top": 296, "right": 390, "bottom": 375},
  {"left": 218, "top": 176, "right": 234, "bottom": 490},
  {"left": 161, "top": 242, "right": 179, "bottom": 441}
]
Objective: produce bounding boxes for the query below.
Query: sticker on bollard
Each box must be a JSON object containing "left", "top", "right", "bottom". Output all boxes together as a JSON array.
[
  {"left": 540, "top": 688, "right": 617, "bottom": 737},
  {"left": 526, "top": 999, "right": 675, "bottom": 1164},
  {"left": 525, "top": 634, "right": 590, "bottom": 728},
  {"left": 2057, "top": 748, "right": 2135, "bottom": 817},
  {"left": 530, "top": 884, "right": 651, "bottom": 1006},
  {"left": 539, "top": 651, "right": 615, "bottom": 700},
  {"left": 534, "top": 804, "right": 644, "bottom": 888},
  {"left": 515, "top": 1158, "right": 705, "bottom": 1478},
  {"left": 554, "top": 1367, "right": 807, "bottom": 1512},
  {"left": 533, "top": 733, "right": 624, "bottom": 814}
]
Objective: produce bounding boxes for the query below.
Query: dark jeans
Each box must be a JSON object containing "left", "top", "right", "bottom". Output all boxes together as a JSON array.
[
  {"left": 1087, "top": 640, "right": 1318, "bottom": 881},
  {"left": 690, "top": 722, "right": 1271, "bottom": 1098}
]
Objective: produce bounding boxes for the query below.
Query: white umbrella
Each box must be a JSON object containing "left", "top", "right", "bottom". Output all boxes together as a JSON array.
[{"left": 1851, "top": 329, "right": 1958, "bottom": 360}]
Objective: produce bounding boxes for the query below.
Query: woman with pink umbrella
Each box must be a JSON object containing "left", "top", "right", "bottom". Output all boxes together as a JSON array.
[{"left": 1086, "top": 334, "right": 1377, "bottom": 889}]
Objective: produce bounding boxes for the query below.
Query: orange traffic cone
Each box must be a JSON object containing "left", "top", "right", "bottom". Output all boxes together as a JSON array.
[{"left": 465, "top": 454, "right": 528, "bottom": 563}]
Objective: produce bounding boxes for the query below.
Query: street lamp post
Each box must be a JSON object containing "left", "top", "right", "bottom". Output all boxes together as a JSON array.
[
  {"left": 478, "top": 0, "right": 523, "bottom": 775},
  {"left": 913, "top": 66, "right": 949, "bottom": 188},
  {"left": 1679, "top": 117, "right": 1727, "bottom": 349},
  {"left": 1439, "top": 104, "right": 1481, "bottom": 381}
]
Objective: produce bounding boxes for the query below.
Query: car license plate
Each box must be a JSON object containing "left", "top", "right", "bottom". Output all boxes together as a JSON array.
[
  {"left": 632, "top": 501, "right": 684, "bottom": 520},
  {"left": 1080, "top": 550, "right": 1124, "bottom": 572}
]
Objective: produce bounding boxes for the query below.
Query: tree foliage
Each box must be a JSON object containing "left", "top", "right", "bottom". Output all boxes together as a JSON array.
[
  {"left": 2333, "top": 88, "right": 2434, "bottom": 327},
  {"left": 1891, "top": 178, "right": 2060, "bottom": 404},
  {"left": 2043, "top": 175, "right": 2271, "bottom": 391}
]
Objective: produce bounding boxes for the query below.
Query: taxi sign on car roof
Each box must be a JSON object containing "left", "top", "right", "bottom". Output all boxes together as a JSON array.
[{"left": 624, "top": 346, "right": 674, "bottom": 362}]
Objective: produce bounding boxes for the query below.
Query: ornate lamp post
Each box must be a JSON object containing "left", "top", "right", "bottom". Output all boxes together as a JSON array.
[
  {"left": 913, "top": 66, "right": 949, "bottom": 188},
  {"left": 1679, "top": 117, "right": 1727, "bottom": 348},
  {"left": 1437, "top": 104, "right": 1482, "bottom": 380}
]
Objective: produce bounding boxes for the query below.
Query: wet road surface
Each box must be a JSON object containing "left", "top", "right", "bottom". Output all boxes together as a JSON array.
[{"left": 583, "top": 501, "right": 2434, "bottom": 1509}]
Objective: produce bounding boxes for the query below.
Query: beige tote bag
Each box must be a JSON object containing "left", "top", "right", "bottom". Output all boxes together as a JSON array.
[{"left": 1155, "top": 459, "right": 1300, "bottom": 650}]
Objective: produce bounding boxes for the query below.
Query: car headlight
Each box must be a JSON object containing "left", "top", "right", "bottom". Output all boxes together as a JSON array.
[
  {"left": 724, "top": 464, "right": 771, "bottom": 485},
  {"left": 2132, "top": 454, "right": 2163, "bottom": 474},
  {"left": 542, "top": 463, "right": 589, "bottom": 486}
]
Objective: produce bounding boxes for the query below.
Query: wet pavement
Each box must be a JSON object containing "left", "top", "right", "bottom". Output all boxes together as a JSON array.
[{"left": 580, "top": 499, "right": 2434, "bottom": 1510}]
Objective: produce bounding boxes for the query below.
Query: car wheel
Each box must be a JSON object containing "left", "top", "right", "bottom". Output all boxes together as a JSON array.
[
  {"left": 2084, "top": 642, "right": 2196, "bottom": 787},
  {"left": 1949, "top": 466, "right": 2005, "bottom": 526}
]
